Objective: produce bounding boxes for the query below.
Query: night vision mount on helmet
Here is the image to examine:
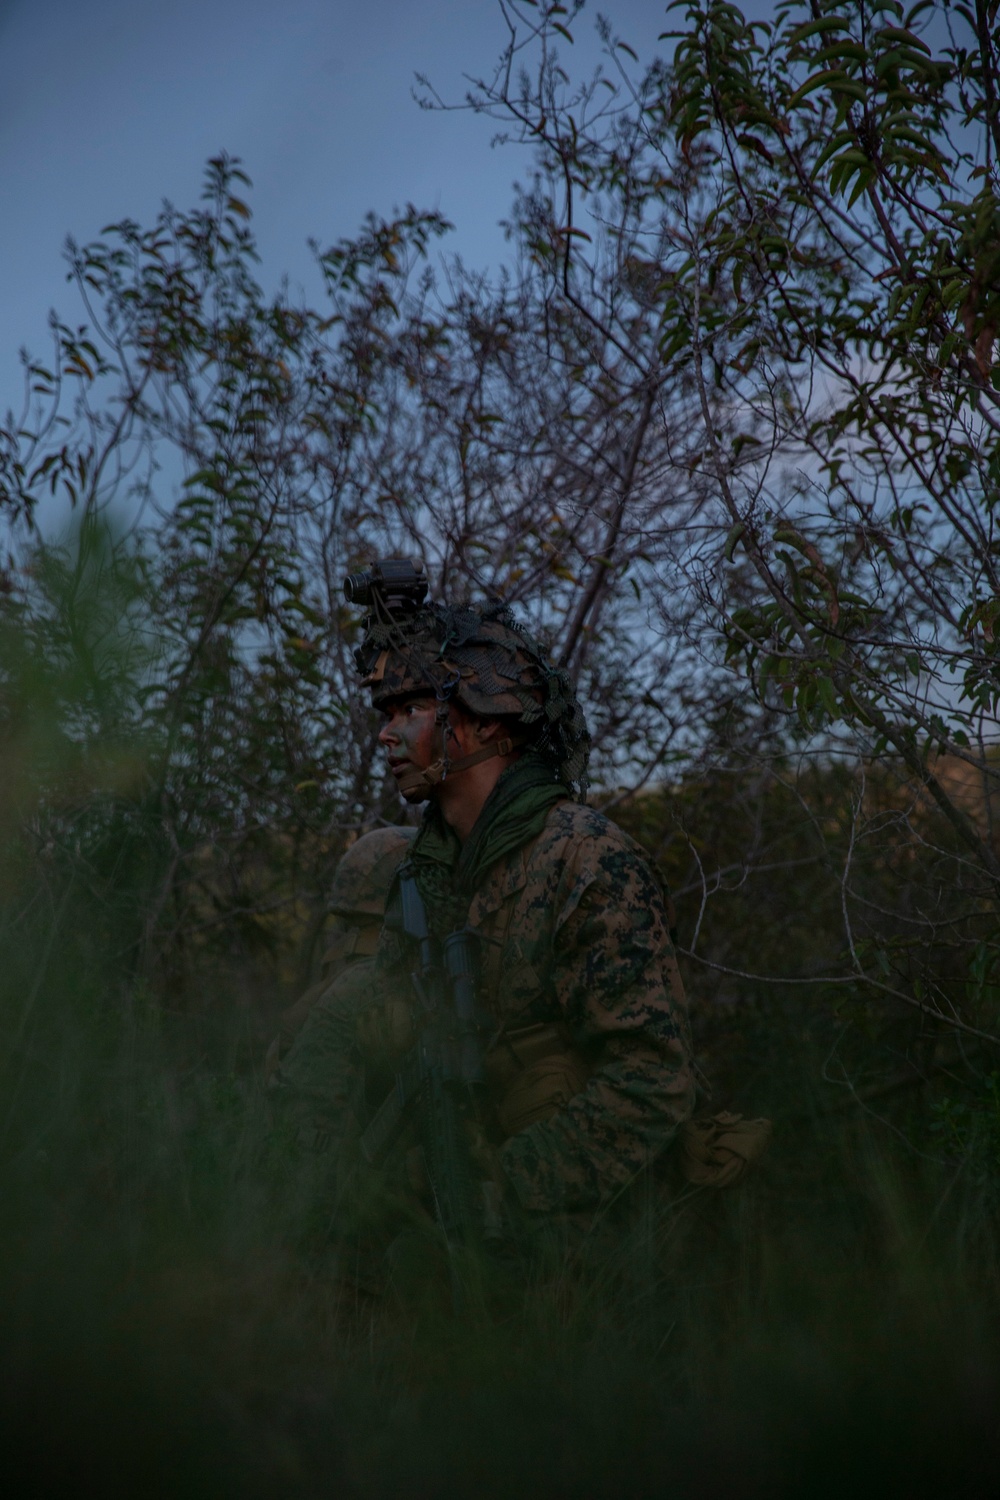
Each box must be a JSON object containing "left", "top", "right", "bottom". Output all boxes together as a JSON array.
[
  {"left": 343, "top": 557, "right": 590, "bottom": 800},
  {"left": 343, "top": 557, "right": 428, "bottom": 616}
]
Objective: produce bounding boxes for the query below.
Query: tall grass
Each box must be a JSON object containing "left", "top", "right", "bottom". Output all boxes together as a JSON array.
[{"left": 3, "top": 857, "right": 998, "bottom": 1499}]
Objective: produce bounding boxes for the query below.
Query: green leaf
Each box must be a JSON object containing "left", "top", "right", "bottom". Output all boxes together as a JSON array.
[
  {"left": 814, "top": 40, "right": 869, "bottom": 66},
  {"left": 788, "top": 67, "right": 848, "bottom": 105},
  {"left": 875, "top": 24, "right": 931, "bottom": 56},
  {"left": 786, "top": 15, "right": 851, "bottom": 45},
  {"left": 814, "top": 129, "right": 857, "bottom": 172},
  {"left": 817, "top": 676, "right": 839, "bottom": 718},
  {"left": 724, "top": 522, "right": 746, "bottom": 561}
]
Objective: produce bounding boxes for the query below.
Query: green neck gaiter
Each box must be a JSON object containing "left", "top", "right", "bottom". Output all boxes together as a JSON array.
[{"left": 407, "top": 751, "right": 567, "bottom": 937}]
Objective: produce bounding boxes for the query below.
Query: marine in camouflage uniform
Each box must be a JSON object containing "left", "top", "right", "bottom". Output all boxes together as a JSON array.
[
  {"left": 357, "top": 585, "right": 696, "bottom": 1217},
  {"left": 267, "top": 825, "right": 414, "bottom": 1151}
]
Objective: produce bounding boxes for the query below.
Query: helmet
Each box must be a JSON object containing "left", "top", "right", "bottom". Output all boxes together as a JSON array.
[
  {"left": 354, "top": 597, "right": 590, "bottom": 797},
  {"left": 328, "top": 825, "right": 417, "bottom": 919}
]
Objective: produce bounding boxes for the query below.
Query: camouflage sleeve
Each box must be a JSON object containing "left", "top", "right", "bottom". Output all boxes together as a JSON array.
[
  {"left": 498, "top": 838, "right": 695, "bottom": 1213},
  {"left": 268, "top": 961, "right": 374, "bottom": 1154}
]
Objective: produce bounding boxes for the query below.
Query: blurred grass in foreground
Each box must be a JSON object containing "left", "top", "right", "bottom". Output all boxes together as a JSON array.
[
  {"left": 3, "top": 990, "right": 999, "bottom": 1498},
  {"left": 4, "top": 832, "right": 999, "bottom": 1499},
  {"left": 2, "top": 529, "right": 999, "bottom": 1497}
]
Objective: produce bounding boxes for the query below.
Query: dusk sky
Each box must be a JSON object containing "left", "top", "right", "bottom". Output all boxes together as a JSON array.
[{"left": 1, "top": 0, "right": 675, "bottom": 421}]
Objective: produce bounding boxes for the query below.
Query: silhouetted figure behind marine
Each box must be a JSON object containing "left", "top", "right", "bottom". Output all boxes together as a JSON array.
[
  {"left": 266, "top": 825, "right": 415, "bottom": 1148},
  {"left": 345, "top": 558, "right": 696, "bottom": 1245}
]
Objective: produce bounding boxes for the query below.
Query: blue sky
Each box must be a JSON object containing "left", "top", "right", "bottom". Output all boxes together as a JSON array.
[{"left": 1, "top": 0, "right": 674, "bottom": 420}]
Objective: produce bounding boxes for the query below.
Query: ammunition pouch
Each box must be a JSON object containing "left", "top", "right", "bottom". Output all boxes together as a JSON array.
[{"left": 486, "top": 1021, "right": 591, "bottom": 1138}]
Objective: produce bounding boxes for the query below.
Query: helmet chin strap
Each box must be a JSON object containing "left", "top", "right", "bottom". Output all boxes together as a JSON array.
[{"left": 395, "top": 736, "right": 521, "bottom": 802}]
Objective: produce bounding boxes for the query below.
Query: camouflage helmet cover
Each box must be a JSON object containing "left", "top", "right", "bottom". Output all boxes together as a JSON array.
[
  {"left": 354, "top": 599, "right": 591, "bottom": 797},
  {"left": 328, "top": 825, "right": 417, "bottom": 919}
]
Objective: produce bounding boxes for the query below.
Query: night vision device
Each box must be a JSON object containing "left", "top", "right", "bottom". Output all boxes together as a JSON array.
[{"left": 343, "top": 557, "right": 428, "bottom": 617}]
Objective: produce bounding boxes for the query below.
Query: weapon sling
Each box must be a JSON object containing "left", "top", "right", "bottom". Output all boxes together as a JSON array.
[{"left": 360, "top": 873, "right": 485, "bottom": 1249}]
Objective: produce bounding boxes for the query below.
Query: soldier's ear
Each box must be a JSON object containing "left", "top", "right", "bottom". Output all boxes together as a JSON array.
[{"left": 473, "top": 716, "right": 504, "bottom": 744}]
